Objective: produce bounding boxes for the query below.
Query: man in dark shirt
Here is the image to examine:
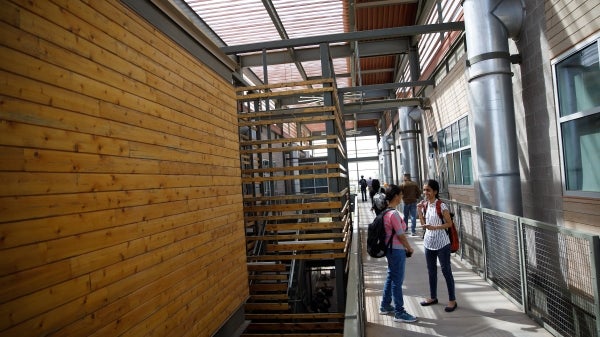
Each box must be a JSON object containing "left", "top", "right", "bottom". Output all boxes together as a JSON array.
[
  {"left": 359, "top": 175, "right": 368, "bottom": 201},
  {"left": 401, "top": 173, "right": 421, "bottom": 236}
]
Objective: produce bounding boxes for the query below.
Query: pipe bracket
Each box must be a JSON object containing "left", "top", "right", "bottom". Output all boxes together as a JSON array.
[
  {"left": 468, "top": 70, "right": 514, "bottom": 82},
  {"left": 466, "top": 51, "right": 511, "bottom": 67}
]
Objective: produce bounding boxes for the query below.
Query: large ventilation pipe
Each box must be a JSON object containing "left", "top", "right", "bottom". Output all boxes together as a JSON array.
[
  {"left": 398, "top": 106, "right": 421, "bottom": 184},
  {"left": 381, "top": 136, "right": 394, "bottom": 184},
  {"left": 463, "top": 0, "right": 525, "bottom": 215}
]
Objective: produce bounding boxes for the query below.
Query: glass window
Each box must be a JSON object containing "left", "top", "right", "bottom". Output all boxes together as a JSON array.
[
  {"left": 437, "top": 117, "right": 473, "bottom": 186},
  {"left": 556, "top": 42, "right": 600, "bottom": 117},
  {"left": 447, "top": 154, "right": 455, "bottom": 185},
  {"left": 561, "top": 114, "right": 600, "bottom": 192},
  {"left": 428, "top": 136, "right": 435, "bottom": 153},
  {"left": 461, "top": 149, "right": 472, "bottom": 185},
  {"left": 451, "top": 123, "right": 460, "bottom": 150},
  {"left": 453, "top": 152, "right": 461, "bottom": 184},
  {"left": 459, "top": 117, "right": 470, "bottom": 147},
  {"left": 445, "top": 126, "right": 453, "bottom": 151},
  {"left": 437, "top": 130, "right": 446, "bottom": 153},
  {"left": 555, "top": 39, "right": 600, "bottom": 195}
]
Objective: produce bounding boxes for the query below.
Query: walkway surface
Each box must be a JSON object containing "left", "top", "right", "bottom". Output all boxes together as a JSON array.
[{"left": 356, "top": 198, "right": 554, "bottom": 337}]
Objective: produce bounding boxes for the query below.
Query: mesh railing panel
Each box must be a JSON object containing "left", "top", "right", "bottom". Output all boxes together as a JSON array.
[
  {"left": 523, "top": 222, "right": 598, "bottom": 337},
  {"left": 483, "top": 212, "right": 523, "bottom": 305},
  {"left": 458, "top": 205, "right": 484, "bottom": 272}
]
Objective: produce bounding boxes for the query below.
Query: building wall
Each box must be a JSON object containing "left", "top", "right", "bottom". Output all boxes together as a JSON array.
[
  {"left": 421, "top": 0, "right": 599, "bottom": 233},
  {"left": 546, "top": 0, "right": 600, "bottom": 59},
  {"left": 0, "top": 1, "right": 248, "bottom": 336},
  {"left": 515, "top": 0, "right": 600, "bottom": 229},
  {"left": 423, "top": 48, "right": 477, "bottom": 206},
  {"left": 544, "top": 0, "right": 600, "bottom": 232},
  {"left": 512, "top": 0, "right": 564, "bottom": 224}
]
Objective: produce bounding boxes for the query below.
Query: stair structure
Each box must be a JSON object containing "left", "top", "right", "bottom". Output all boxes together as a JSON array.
[{"left": 237, "top": 78, "right": 350, "bottom": 336}]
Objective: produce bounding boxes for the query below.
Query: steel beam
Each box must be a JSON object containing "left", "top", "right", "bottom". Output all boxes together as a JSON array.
[
  {"left": 239, "top": 39, "right": 409, "bottom": 67},
  {"left": 343, "top": 98, "right": 423, "bottom": 115},
  {"left": 337, "top": 80, "right": 434, "bottom": 93},
  {"left": 221, "top": 22, "right": 465, "bottom": 54}
]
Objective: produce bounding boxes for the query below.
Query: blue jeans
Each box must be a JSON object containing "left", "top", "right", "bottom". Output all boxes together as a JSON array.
[
  {"left": 425, "top": 244, "right": 456, "bottom": 301},
  {"left": 403, "top": 202, "right": 417, "bottom": 233},
  {"left": 381, "top": 248, "right": 407, "bottom": 315}
]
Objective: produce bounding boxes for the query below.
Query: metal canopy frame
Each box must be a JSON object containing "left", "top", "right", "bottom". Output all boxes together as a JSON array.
[
  {"left": 221, "top": 21, "right": 462, "bottom": 135},
  {"left": 143, "top": 0, "right": 465, "bottom": 136}
]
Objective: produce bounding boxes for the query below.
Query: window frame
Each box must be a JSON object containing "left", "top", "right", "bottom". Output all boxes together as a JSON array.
[
  {"left": 437, "top": 116, "right": 473, "bottom": 186},
  {"left": 552, "top": 33, "right": 600, "bottom": 198}
]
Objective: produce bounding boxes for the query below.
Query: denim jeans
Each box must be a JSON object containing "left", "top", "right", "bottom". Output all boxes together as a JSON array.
[
  {"left": 381, "top": 248, "right": 407, "bottom": 314},
  {"left": 425, "top": 244, "right": 456, "bottom": 301},
  {"left": 403, "top": 202, "right": 417, "bottom": 233}
]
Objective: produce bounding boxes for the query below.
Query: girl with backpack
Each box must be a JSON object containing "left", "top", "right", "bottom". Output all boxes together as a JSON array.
[
  {"left": 417, "top": 179, "right": 457, "bottom": 312},
  {"left": 378, "top": 184, "right": 418, "bottom": 323}
]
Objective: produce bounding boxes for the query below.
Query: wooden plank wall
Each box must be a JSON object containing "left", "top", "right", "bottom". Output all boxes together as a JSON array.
[
  {"left": 0, "top": 1, "right": 248, "bottom": 336},
  {"left": 546, "top": 0, "right": 600, "bottom": 58}
]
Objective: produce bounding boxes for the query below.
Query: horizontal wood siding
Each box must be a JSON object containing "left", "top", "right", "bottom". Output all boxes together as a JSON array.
[
  {"left": 546, "top": 0, "right": 600, "bottom": 58},
  {"left": 563, "top": 196, "right": 600, "bottom": 232},
  {"left": 0, "top": 0, "right": 247, "bottom": 336}
]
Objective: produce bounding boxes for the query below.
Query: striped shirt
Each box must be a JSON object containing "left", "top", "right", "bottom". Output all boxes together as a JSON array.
[
  {"left": 383, "top": 209, "right": 407, "bottom": 249},
  {"left": 422, "top": 200, "right": 451, "bottom": 250}
]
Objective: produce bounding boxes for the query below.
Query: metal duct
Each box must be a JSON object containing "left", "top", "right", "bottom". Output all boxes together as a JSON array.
[
  {"left": 463, "top": 0, "right": 525, "bottom": 215},
  {"left": 398, "top": 106, "right": 420, "bottom": 182},
  {"left": 381, "top": 136, "right": 394, "bottom": 184}
]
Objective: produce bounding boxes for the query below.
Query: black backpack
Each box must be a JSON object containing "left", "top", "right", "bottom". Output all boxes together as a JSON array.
[{"left": 366, "top": 208, "right": 395, "bottom": 258}]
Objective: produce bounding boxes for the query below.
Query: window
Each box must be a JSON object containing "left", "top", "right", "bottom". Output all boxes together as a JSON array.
[
  {"left": 451, "top": 123, "right": 460, "bottom": 150},
  {"left": 460, "top": 149, "right": 472, "bottom": 185},
  {"left": 459, "top": 117, "right": 470, "bottom": 147},
  {"left": 447, "top": 154, "right": 455, "bottom": 185},
  {"left": 555, "top": 39, "right": 600, "bottom": 195},
  {"left": 438, "top": 117, "right": 472, "bottom": 186},
  {"left": 437, "top": 129, "right": 446, "bottom": 153},
  {"left": 300, "top": 161, "right": 329, "bottom": 194},
  {"left": 445, "top": 127, "right": 454, "bottom": 151}
]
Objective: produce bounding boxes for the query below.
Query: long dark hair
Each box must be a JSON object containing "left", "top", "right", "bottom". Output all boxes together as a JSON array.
[
  {"left": 384, "top": 184, "right": 401, "bottom": 201},
  {"left": 425, "top": 179, "right": 440, "bottom": 199},
  {"left": 372, "top": 179, "right": 380, "bottom": 191}
]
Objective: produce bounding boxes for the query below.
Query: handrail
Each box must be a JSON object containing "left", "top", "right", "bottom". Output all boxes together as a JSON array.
[{"left": 344, "top": 194, "right": 364, "bottom": 337}]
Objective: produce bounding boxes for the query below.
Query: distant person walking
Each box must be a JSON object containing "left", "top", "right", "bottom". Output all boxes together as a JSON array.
[
  {"left": 417, "top": 179, "right": 457, "bottom": 312},
  {"left": 401, "top": 173, "right": 421, "bottom": 236},
  {"left": 359, "top": 175, "right": 368, "bottom": 201}
]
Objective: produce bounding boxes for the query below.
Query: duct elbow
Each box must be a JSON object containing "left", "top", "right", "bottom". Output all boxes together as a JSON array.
[
  {"left": 408, "top": 107, "right": 423, "bottom": 122},
  {"left": 492, "top": 0, "right": 526, "bottom": 40}
]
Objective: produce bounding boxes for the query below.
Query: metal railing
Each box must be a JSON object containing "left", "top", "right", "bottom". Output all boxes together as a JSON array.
[
  {"left": 445, "top": 200, "right": 600, "bottom": 337},
  {"left": 344, "top": 194, "right": 364, "bottom": 337}
]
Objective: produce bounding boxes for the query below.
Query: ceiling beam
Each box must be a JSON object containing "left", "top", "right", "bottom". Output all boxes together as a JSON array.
[
  {"left": 221, "top": 22, "right": 464, "bottom": 54},
  {"left": 360, "top": 68, "right": 395, "bottom": 74},
  {"left": 342, "top": 98, "right": 422, "bottom": 115},
  {"left": 260, "top": 0, "right": 309, "bottom": 82},
  {"left": 239, "top": 39, "right": 409, "bottom": 67},
  {"left": 355, "top": 0, "right": 419, "bottom": 8},
  {"left": 337, "top": 80, "right": 434, "bottom": 93}
]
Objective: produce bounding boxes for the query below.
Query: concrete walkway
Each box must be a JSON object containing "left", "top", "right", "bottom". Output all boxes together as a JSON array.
[{"left": 357, "top": 199, "right": 554, "bottom": 337}]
